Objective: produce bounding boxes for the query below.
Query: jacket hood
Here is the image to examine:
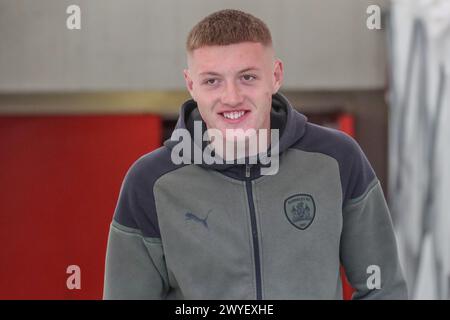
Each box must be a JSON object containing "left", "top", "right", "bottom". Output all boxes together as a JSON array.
[{"left": 163, "top": 92, "right": 307, "bottom": 172}]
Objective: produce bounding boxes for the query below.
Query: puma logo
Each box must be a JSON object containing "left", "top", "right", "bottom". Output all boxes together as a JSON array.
[{"left": 185, "top": 209, "right": 212, "bottom": 229}]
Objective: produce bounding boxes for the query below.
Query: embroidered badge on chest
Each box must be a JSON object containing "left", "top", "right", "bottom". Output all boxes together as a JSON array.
[{"left": 284, "top": 194, "right": 316, "bottom": 230}]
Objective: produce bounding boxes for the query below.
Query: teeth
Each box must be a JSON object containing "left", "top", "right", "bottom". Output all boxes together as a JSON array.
[{"left": 223, "top": 111, "right": 245, "bottom": 120}]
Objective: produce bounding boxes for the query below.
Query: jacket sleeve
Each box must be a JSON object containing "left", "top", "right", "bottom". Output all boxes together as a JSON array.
[
  {"left": 103, "top": 155, "right": 170, "bottom": 299},
  {"left": 339, "top": 139, "right": 408, "bottom": 299}
]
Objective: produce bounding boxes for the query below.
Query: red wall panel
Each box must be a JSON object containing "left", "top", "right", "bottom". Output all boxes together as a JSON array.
[{"left": 0, "top": 115, "right": 162, "bottom": 299}]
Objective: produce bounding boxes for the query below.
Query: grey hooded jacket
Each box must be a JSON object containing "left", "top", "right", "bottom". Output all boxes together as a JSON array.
[{"left": 103, "top": 93, "right": 408, "bottom": 299}]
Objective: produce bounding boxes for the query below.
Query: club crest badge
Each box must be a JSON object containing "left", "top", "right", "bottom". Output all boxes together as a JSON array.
[{"left": 284, "top": 194, "right": 316, "bottom": 230}]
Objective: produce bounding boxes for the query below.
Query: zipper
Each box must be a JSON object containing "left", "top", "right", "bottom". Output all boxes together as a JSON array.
[
  {"left": 245, "top": 164, "right": 251, "bottom": 178},
  {"left": 244, "top": 164, "right": 262, "bottom": 300}
]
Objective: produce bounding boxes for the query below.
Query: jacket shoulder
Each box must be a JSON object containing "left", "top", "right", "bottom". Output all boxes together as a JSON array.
[
  {"left": 126, "top": 146, "right": 178, "bottom": 180},
  {"left": 291, "top": 122, "right": 376, "bottom": 205},
  {"left": 113, "top": 146, "right": 184, "bottom": 237}
]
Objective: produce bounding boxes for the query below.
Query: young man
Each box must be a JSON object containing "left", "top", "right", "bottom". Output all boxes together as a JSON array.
[{"left": 103, "top": 9, "right": 407, "bottom": 299}]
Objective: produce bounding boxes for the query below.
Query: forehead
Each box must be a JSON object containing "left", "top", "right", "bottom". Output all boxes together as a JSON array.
[{"left": 188, "top": 42, "right": 273, "bottom": 73}]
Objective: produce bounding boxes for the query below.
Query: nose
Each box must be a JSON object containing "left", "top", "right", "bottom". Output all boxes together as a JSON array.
[{"left": 221, "top": 81, "right": 244, "bottom": 107}]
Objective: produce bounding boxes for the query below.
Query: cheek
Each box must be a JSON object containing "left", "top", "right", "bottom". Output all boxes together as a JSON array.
[
  {"left": 196, "top": 89, "right": 220, "bottom": 105},
  {"left": 258, "top": 90, "right": 273, "bottom": 108},
  {"left": 197, "top": 100, "right": 220, "bottom": 125},
  {"left": 197, "top": 105, "right": 213, "bottom": 122},
  {"left": 259, "top": 92, "right": 273, "bottom": 122},
  {"left": 244, "top": 85, "right": 270, "bottom": 100},
  {"left": 246, "top": 89, "right": 272, "bottom": 113}
]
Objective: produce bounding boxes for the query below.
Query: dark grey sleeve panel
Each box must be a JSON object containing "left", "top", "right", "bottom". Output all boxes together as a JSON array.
[
  {"left": 340, "top": 180, "right": 408, "bottom": 299},
  {"left": 292, "top": 123, "right": 376, "bottom": 206},
  {"left": 113, "top": 146, "right": 184, "bottom": 238},
  {"left": 103, "top": 221, "right": 169, "bottom": 299}
]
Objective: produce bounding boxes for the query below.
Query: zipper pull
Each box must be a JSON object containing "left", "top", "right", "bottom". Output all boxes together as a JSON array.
[{"left": 245, "top": 164, "right": 251, "bottom": 178}]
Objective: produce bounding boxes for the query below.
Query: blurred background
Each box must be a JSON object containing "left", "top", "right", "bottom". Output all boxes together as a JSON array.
[{"left": 0, "top": 0, "right": 448, "bottom": 299}]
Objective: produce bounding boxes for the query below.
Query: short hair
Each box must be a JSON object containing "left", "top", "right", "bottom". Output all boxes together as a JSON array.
[{"left": 186, "top": 9, "right": 272, "bottom": 52}]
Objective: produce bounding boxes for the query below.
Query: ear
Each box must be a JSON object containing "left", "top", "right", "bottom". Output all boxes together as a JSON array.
[
  {"left": 272, "top": 59, "right": 284, "bottom": 94},
  {"left": 184, "top": 69, "right": 196, "bottom": 100}
]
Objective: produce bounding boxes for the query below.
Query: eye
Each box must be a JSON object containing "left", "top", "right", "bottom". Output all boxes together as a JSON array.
[
  {"left": 203, "top": 78, "right": 219, "bottom": 86},
  {"left": 241, "top": 74, "right": 256, "bottom": 82}
]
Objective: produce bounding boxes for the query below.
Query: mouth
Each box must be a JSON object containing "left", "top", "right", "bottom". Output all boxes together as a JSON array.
[{"left": 219, "top": 110, "right": 250, "bottom": 124}]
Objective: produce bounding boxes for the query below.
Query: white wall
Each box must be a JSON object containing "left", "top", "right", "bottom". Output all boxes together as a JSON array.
[{"left": 0, "top": 0, "right": 389, "bottom": 92}]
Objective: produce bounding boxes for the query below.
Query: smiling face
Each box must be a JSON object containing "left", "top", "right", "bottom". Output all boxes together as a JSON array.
[{"left": 184, "top": 42, "right": 283, "bottom": 143}]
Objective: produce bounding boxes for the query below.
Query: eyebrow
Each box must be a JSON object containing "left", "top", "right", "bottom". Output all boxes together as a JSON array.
[{"left": 198, "top": 67, "right": 260, "bottom": 77}]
